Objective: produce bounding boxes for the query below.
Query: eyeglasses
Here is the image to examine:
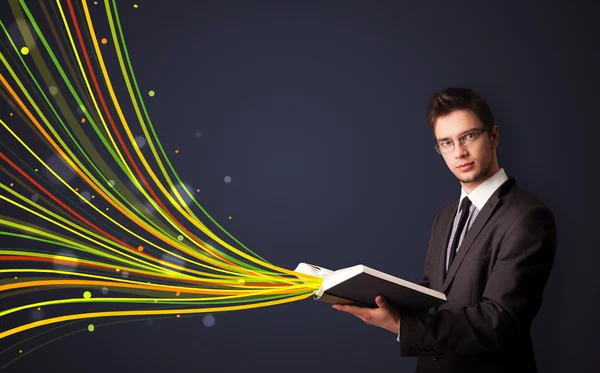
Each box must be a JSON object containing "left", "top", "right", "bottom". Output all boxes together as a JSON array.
[{"left": 434, "top": 129, "right": 487, "bottom": 154}]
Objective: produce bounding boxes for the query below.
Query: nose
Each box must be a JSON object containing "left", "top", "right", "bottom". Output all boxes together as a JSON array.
[{"left": 453, "top": 141, "right": 469, "bottom": 158}]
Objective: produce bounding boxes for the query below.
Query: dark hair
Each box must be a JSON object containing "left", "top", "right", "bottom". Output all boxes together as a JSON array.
[{"left": 427, "top": 87, "right": 494, "bottom": 136}]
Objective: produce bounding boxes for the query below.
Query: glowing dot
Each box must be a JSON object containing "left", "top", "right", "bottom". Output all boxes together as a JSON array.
[
  {"left": 80, "top": 191, "right": 92, "bottom": 202},
  {"left": 101, "top": 287, "right": 109, "bottom": 295},
  {"left": 176, "top": 291, "right": 180, "bottom": 296},
  {"left": 20, "top": 47, "right": 29, "bottom": 55},
  {"left": 106, "top": 207, "right": 109, "bottom": 211},
  {"left": 134, "top": 4, "right": 138, "bottom": 8},
  {"left": 137, "top": 245, "right": 143, "bottom": 252},
  {"left": 101, "top": 38, "right": 107, "bottom": 44},
  {"left": 49, "top": 86, "right": 58, "bottom": 95},
  {"left": 83, "top": 291, "right": 92, "bottom": 299},
  {"left": 75, "top": 187, "right": 79, "bottom": 191},
  {"left": 196, "top": 188, "right": 200, "bottom": 192},
  {"left": 177, "top": 235, "right": 184, "bottom": 241},
  {"left": 116, "top": 268, "right": 120, "bottom": 272},
  {"left": 92, "top": 195, "right": 95, "bottom": 198},
  {"left": 9, "top": 183, "right": 14, "bottom": 187},
  {"left": 81, "top": 118, "right": 86, "bottom": 123},
  {"left": 237, "top": 279, "right": 245, "bottom": 286},
  {"left": 175, "top": 149, "right": 179, "bottom": 154},
  {"left": 94, "top": 1, "right": 98, "bottom": 4},
  {"left": 224, "top": 175, "right": 232, "bottom": 183},
  {"left": 176, "top": 314, "right": 180, "bottom": 318},
  {"left": 19, "top": 350, "right": 23, "bottom": 354},
  {"left": 148, "top": 90, "right": 155, "bottom": 97},
  {"left": 228, "top": 216, "right": 232, "bottom": 220},
  {"left": 203, "top": 314, "right": 216, "bottom": 327},
  {"left": 37, "top": 307, "right": 41, "bottom": 311},
  {"left": 88, "top": 324, "right": 95, "bottom": 332},
  {"left": 135, "top": 135, "right": 146, "bottom": 148},
  {"left": 9, "top": 112, "right": 13, "bottom": 116},
  {"left": 14, "top": 276, "right": 18, "bottom": 280},
  {"left": 34, "top": 168, "right": 38, "bottom": 172}
]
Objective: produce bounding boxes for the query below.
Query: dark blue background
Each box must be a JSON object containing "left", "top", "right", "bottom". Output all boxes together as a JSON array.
[{"left": 1, "top": 1, "right": 598, "bottom": 372}]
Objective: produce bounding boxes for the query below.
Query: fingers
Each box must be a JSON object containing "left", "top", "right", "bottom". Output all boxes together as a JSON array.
[{"left": 333, "top": 304, "right": 368, "bottom": 319}]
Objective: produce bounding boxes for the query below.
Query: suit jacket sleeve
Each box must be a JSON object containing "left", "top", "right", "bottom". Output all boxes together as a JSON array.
[
  {"left": 417, "top": 213, "right": 440, "bottom": 289},
  {"left": 399, "top": 205, "right": 556, "bottom": 356}
]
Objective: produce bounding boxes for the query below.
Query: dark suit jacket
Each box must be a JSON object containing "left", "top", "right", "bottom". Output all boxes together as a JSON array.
[{"left": 398, "top": 177, "right": 556, "bottom": 373}]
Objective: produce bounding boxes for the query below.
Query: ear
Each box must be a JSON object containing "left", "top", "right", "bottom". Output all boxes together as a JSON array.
[{"left": 490, "top": 125, "right": 499, "bottom": 147}]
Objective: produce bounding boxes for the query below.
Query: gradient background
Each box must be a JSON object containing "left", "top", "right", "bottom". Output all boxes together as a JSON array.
[{"left": 1, "top": 1, "right": 598, "bottom": 372}]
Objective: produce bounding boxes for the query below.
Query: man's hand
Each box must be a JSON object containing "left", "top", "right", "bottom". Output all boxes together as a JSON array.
[{"left": 332, "top": 295, "right": 401, "bottom": 334}]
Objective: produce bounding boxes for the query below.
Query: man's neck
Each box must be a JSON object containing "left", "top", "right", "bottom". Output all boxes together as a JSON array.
[{"left": 461, "top": 165, "right": 501, "bottom": 194}]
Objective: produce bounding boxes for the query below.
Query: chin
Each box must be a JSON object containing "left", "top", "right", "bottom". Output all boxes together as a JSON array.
[{"left": 456, "top": 169, "right": 483, "bottom": 184}]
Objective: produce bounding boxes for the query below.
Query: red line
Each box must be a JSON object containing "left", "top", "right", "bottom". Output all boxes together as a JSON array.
[
  {"left": 65, "top": 0, "right": 235, "bottom": 268},
  {"left": 0, "top": 256, "right": 285, "bottom": 287},
  {"left": 0, "top": 151, "right": 139, "bottom": 254}
]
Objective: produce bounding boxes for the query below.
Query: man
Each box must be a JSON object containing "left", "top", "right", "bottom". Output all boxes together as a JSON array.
[{"left": 333, "top": 87, "right": 556, "bottom": 372}]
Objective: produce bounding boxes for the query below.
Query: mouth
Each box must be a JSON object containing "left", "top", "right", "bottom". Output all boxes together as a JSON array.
[{"left": 457, "top": 162, "right": 474, "bottom": 171}]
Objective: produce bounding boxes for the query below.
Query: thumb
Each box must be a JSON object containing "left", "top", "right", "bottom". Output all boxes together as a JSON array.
[{"left": 375, "top": 295, "right": 388, "bottom": 308}]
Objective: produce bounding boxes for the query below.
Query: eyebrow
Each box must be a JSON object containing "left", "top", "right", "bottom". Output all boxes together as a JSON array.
[{"left": 436, "top": 127, "right": 481, "bottom": 142}]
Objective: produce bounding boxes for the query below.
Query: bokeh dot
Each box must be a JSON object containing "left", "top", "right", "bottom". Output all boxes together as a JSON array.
[
  {"left": 203, "top": 314, "right": 216, "bottom": 328},
  {"left": 20, "top": 47, "right": 29, "bottom": 55},
  {"left": 121, "top": 271, "right": 129, "bottom": 278},
  {"left": 148, "top": 90, "right": 155, "bottom": 97},
  {"left": 101, "top": 287, "right": 109, "bottom": 295},
  {"left": 83, "top": 291, "right": 92, "bottom": 299},
  {"left": 177, "top": 235, "right": 184, "bottom": 241},
  {"left": 31, "top": 194, "right": 39, "bottom": 202},
  {"left": 224, "top": 176, "right": 232, "bottom": 183},
  {"left": 135, "top": 135, "right": 146, "bottom": 149},
  {"left": 134, "top": 4, "right": 139, "bottom": 8},
  {"left": 49, "top": 86, "right": 58, "bottom": 96},
  {"left": 101, "top": 38, "right": 107, "bottom": 44},
  {"left": 237, "top": 279, "right": 245, "bottom": 286},
  {"left": 80, "top": 191, "right": 92, "bottom": 203},
  {"left": 88, "top": 324, "right": 95, "bottom": 332}
]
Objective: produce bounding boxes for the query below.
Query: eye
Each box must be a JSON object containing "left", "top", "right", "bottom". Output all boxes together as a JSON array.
[{"left": 439, "top": 140, "right": 452, "bottom": 147}]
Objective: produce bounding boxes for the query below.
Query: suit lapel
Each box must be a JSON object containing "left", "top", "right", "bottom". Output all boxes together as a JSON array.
[{"left": 441, "top": 177, "right": 516, "bottom": 293}]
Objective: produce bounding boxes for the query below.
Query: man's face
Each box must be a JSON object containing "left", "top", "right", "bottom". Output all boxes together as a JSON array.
[{"left": 434, "top": 109, "right": 499, "bottom": 192}]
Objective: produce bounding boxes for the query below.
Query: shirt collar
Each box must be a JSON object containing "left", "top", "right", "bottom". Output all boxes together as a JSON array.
[{"left": 459, "top": 168, "right": 508, "bottom": 211}]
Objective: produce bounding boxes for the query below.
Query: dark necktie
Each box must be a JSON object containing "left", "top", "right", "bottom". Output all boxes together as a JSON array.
[{"left": 448, "top": 197, "right": 472, "bottom": 268}]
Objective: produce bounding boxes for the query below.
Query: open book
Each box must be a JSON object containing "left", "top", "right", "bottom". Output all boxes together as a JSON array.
[{"left": 294, "top": 263, "right": 447, "bottom": 311}]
